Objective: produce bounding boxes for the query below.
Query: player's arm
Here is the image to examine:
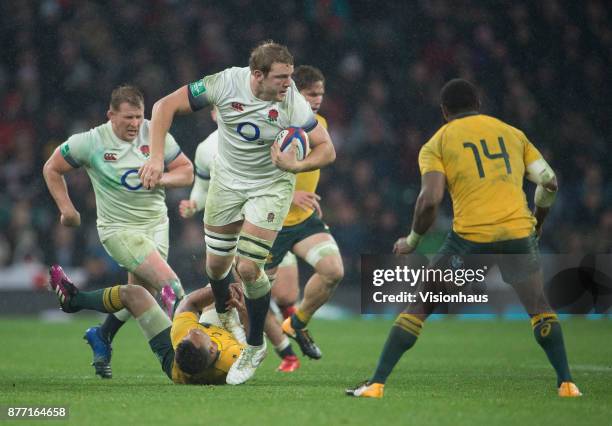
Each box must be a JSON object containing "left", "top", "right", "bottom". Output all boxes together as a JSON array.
[
  {"left": 297, "top": 124, "right": 336, "bottom": 172},
  {"left": 139, "top": 86, "right": 195, "bottom": 189},
  {"left": 175, "top": 286, "right": 216, "bottom": 316},
  {"left": 180, "top": 141, "right": 213, "bottom": 218},
  {"left": 393, "top": 172, "right": 445, "bottom": 254},
  {"left": 526, "top": 158, "right": 558, "bottom": 237},
  {"left": 42, "top": 148, "right": 81, "bottom": 227},
  {"left": 272, "top": 123, "right": 336, "bottom": 173},
  {"left": 293, "top": 191, "right": 323, "bottom": 217},
  {"left": 179, "top": 175, "right": 210, "bottom": 218},
  {"left": 159, "top": 152, "right": 194, "bottom": 188}
]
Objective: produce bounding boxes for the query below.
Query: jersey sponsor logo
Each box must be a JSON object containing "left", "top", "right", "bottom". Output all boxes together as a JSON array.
[
  {"left": 267, "top": 109, "right": 279, "bottom": 123},
  {"left": 189, "top": 80, "right": 206, "bottom": 97},
  {"left": 267, "top": 212, "right": 275, "bottom": 223},
  {"left": 104, "top": 152, "right": 117, "bottom": 161},
  {"left": 60, "top": 144, "right": 70, "bottom": 156},
  {"left": 231, "top": 102, "right": 244, "bottom": 112},
  {"left": 140, "top": 145, "right": 150, "bottom": 158},
  {"left": 120, "top": 169, "right": 143, "bottom": 191},
  {"left": 236, "top": 122, "right": 260, "bottom": 142}
]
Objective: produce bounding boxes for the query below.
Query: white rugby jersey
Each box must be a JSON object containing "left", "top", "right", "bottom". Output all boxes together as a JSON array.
[
  {"left": 60, "top": 120, "right": 180, "bottom": 240},
  {"left": 188, "top": 67, "right": 317, "bottom": 188}
]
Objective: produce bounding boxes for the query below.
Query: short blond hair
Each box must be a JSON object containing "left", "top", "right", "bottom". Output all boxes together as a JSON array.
[
  {"left": 110, "top": 85, "right": 144, "bottom": 111},
  {"left": 249, "top": 41, "right": 293, "bottom": 76}
]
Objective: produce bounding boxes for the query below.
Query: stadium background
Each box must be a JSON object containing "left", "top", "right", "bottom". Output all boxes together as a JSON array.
[{"left": 0, "top": 0, "right": 610, "bottom": 312}]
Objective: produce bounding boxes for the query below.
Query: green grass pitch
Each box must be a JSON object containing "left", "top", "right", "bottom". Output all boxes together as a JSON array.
[{"left": 1, "top": 316, "right": 610, "bottom": 425}]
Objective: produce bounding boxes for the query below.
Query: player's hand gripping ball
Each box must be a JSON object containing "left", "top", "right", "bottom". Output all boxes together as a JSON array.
[{"left": 274, "top": 127, "right": 309, "bottom": 161}]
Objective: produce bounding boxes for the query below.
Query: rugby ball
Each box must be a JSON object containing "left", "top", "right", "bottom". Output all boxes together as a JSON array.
[{"left": 274, "top": 127, "right": 309, "bottom": 161}]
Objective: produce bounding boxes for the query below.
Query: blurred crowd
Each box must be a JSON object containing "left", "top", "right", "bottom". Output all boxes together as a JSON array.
[{"left": 1, "top": 0, "right": 610, "bottom": 290}]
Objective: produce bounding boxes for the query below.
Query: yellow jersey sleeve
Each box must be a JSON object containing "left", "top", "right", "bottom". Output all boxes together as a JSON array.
[
  {"left": 523, "top": 136, "right": 543, "bottom": 167},
  {"left": 418, "top": 130, "right": 446, "bottom": 175}
]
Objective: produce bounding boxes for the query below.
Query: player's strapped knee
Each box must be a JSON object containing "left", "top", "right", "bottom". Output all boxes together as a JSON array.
[
  {"left": 279, "top": 251, "right": 298, "bottom": 268},
  {"left": 242, "top": 271, "right": 271, "bottom": 299},
  {"left": 102, "top": 286, "right": 124, "bottom": 313},
  {"left": 136, "top": 305, "right": 172, "bottom": 340},
  {"left": 237, "top": 232, "right": 273, "bottom": 267},
  {"left": 393, "top": 313, "right": 423, "bottom": 337},
  {"left": 113, "top": 308, "right": 132, "bottom": 322},
  {"left": 304, "top": 240, "right": 340, "bottom": 268},
  {"left": 205, "top": 230, "right": 238, "bottom": 257}
]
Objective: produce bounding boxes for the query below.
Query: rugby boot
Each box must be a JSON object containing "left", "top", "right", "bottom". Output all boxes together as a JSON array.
[
  {"left": 48, "top": 265, "right": 80, "bottom": 313},
  {"left": 558, "top": 382, "right": 582, "bottom": 397},
  {"left": 218, "top": 309, "right": 247, "bottom": 344},
  {"left": 346, "top": 381, "right": 384, "bottom": 398},
  {"left": 226, "top": 341, "right": 267, "bottom": 385},
  {"left": 161, "top": 285, "right": 182, "bottom": 319},
  {"left": 84, "top": 326, "right": 113, "bottom": 379},
  {"left": 277, "top": 355, "right": 300, "bottom": 372},
  {"left": 282, "top": 317, "right": 322, "bottom": 359}
]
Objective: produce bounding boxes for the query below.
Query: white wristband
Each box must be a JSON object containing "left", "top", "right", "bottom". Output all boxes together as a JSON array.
[{"left": 405, "top": 231, "right": 422, "bottom": 248}]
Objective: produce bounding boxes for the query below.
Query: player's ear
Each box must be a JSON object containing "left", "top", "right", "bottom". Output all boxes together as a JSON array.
[
  {"left": 440, "top": 104, "right": 449, "bottom": 121},
  {"left": 107, "top": 109, "right": 113, "bottom": 121},
  {"left": 252, "top": 69, "right": 264, "bottom": 82}
]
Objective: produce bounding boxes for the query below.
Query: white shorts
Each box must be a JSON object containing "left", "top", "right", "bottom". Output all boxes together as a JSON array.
[
  {"left": 100, "top": 219, "right": 169, "bottom": 272},
  {"left": 204, "top": 172, "right": 295, "bottom": 232}
]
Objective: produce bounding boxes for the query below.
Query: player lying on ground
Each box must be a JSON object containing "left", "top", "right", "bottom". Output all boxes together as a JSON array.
[
  {"left": 49, "top": 265, "right": 246, "bottom": 384},
  {"left": 347, "top": 79, "right": 581, "bottom": 399},
  {"left": 43, "top": 86, "right": 192, "bottom": 379}
]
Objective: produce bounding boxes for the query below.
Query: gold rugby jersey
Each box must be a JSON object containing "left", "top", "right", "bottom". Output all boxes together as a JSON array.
[{"left": 419, "top": 113, "right": 542, "bottom": 243}]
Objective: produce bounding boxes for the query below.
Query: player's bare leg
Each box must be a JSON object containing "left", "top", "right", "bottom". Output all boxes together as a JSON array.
[
  {"left": 282, "top": 233, "right": 343, "bottom": 359},
  {"left": 271, "top": 259, "right": 300, "bottom": 318},
  {"left": 227, "top": 221, "right": 277, "bottom": 384},
  {"left": 51, "top": 265, "right": 172, "bottom": 359},
  {"left": 85, "top": 249, "right": 185, "bottom": 378},
  {"left": 130, "top": 250, "right": 186, "bottom": 316},
  {"left": 264, "top": 311, "right": 300, "bottom": 372}
]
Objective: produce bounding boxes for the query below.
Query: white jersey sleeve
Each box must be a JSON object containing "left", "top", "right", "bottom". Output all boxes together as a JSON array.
[
  {"left": 190, "top": 130, "right": 219, "bottom": 212},
  {"left": 163, "top": 132, "right": 181, "bottom": 166},
  {"left": 188, "top": 69, "right": 233, "bottom": 111},
  {"left": 60, "top": 131, "right": 92, "bottom": 168}
]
